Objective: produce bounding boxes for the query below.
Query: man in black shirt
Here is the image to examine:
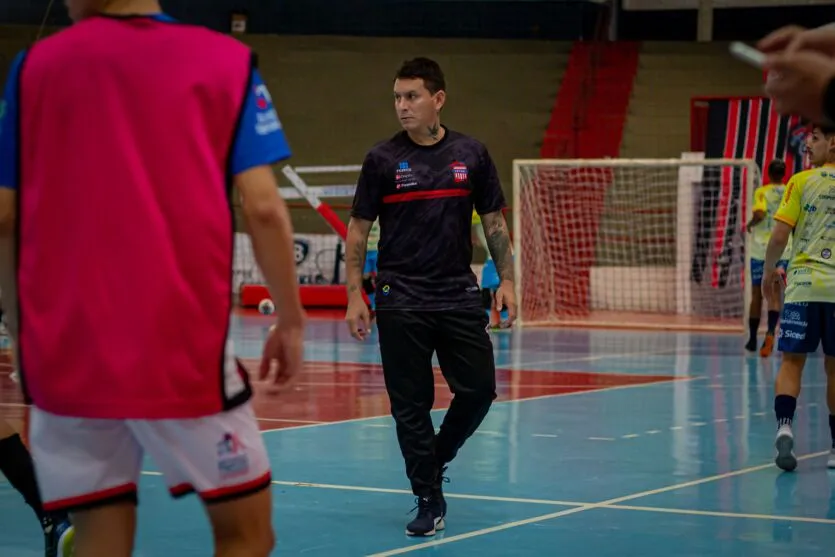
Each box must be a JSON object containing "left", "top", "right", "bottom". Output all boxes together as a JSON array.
[{"left": 345, "top": 58, "right": 517, "bottom": 537}]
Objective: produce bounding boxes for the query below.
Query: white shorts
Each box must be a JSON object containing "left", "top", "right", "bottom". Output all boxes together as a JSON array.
[{"left": 28, "top": 403, "right": 271, "bottom": 513}]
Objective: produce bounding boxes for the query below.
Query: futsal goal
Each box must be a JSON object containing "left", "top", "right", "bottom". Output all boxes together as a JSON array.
[{"left": 512, "top": 156, "right": 760, "bottom": 332}]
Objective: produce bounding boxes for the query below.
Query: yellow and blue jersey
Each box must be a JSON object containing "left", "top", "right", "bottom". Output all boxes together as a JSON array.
[
  {"left": 750, "top": 183, "right": 791, "bottom": 261},
  {"left": 367, "top": 219, "right": 380, "bottom": 252},
  {"left": 774, "top": 165, "right": 835, "bottom": 304}
]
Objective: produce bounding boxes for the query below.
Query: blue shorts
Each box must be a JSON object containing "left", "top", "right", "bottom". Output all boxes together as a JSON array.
[
  {"left": 778, "top": 302, "right": 835, "bottom": 356},
  {"left": 363, "top": 251, "right": 378, "bottom": 275},
  {"left": 481, "top": 259, "right": 500, "bottom": 290},
  {"left": 750, "top": 258, "right": 789, "bottom": 287}
]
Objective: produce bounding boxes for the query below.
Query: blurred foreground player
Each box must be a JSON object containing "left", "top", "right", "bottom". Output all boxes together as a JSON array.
[
  {"left": 745, "top": 159, "right": 790, "bottom": 357},
  {"left": 0, "top": 419, "right": 74, "bottom": 556},
  {"left": 763, "top": 124, "right": 835, "bottom": 471},
  {"left": 345, "top": 57, "right": 517, "bottom": 536},
  {"left": 0, "top": 223, "right": 73, "bottom": 557},
  {"left": 0, "top": 2, "right": 306, "bottom": 556}
]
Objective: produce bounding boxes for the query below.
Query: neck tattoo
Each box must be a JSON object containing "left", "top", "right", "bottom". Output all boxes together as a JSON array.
[{"left": 427, "top": 123, "right": 440, "bottom": 140}]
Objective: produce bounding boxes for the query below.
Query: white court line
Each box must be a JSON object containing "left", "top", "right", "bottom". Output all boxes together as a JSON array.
[
  {"left": 604, "top": 503, "right": 835, "bottom": 526},
  {"left": 365, "top": 451, "right": 830, "bottom": 556},
  {"left": 0, "top": 377, "right": 697, "bottom": 434},
  {"left": 257, "top": 376, "right": 699, "bottom": 434},
  {"left": 508, "top": 348, "right": 683, "bottom": 369},
  {"left": 256, "top": 418, "right": 326, "bottom": 424}
]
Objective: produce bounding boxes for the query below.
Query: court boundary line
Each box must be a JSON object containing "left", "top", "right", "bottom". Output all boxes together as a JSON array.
[
  {"left": 1, "top": 373, "right": 697, "bottom": 435},
  {"left": 363, "top": 450, "right": 831, "bottom": 556},
  {"left": 139, "top": 464, "right": 835, "bottom": 529},
  {"left": 255, "top": 376, "right": 700, "bottom": 433}
]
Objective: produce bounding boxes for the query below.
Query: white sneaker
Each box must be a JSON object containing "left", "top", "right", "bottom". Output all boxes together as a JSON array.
[
  {"left": 827, "top": 448, "right": 835, "bottom": 469},
  {"left": 775, "top": 425, "right": 797, "bottom": 472}
]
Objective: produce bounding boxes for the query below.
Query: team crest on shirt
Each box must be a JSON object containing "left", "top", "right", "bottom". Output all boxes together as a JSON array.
[
  {"left": 451, "top": 161, "right": 468, "bottom": 183},
  {"left": 216, "top": 432, "right": 250, "bottom": 479},
  {"left": 253, "top": 84, "right": 273, "bottom": 110}
]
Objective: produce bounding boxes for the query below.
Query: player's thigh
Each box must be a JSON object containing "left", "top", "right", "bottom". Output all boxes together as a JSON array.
[
  {"left": 128, "top": 403, "right": 272, "bottom": 507},
  {"left": 778, "top": 302, "right": 822, "bottom": 354},
  {"left": 750, "top": 259, "right": 765, "bottom": 287},
  {"left": 820, "top": 303, "right": 835, "bottom": 357},
  {"left": 28, "top": 407, "right": 142, "bottom": 513},
  {"left": 434, "top": 307, "right": 497, "bottom": 395},
  {"left": 376, "top": 310, "right": 436, "bottom": 401}
]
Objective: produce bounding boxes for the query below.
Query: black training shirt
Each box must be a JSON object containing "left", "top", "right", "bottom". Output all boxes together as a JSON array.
[{"left": 351, "top": 127, "right": 506, "bottom": 310}]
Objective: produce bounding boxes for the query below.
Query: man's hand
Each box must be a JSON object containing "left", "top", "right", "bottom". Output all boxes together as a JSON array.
[
  {"left": 494, "top": 280, "right": 517, "bottom": 328},
  {"left": 761, "top": 268, "right": 786, "bottom": 303},
  {"left": 759, "top": 24, "right": 835, "bottom": 57},
  {"left": 763, "top": 50, "right": 835, "bottom": 121},
  {"left": 259, "top": 317, "right": 306, "bottom": 390},
  {"left": 345, "top": 297, "right": 372, "bottom": 341}
]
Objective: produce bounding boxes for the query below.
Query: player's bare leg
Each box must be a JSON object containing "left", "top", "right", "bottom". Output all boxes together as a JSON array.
[
  {"left": 773, "top": 352, "right": 805, "bottom": 471},
  {"left": 746, "top": 288, "right": 763, "bottom": 352},
  {"left": 205, "top": 488, "right": 274, "bottom": 557},
  {"left": 71, "top": 503, "right": 136, "bottom": 557},
  {"left": 825, "top": 357, "right": 835, "bottom": 468},
  {"left": 0, "top": 418, "right": 74, "bottom": 557}
]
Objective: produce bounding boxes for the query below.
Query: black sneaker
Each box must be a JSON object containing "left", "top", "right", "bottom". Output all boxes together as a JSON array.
[{"left": 406, "top": 495, "right": 445, "bottom": 537}]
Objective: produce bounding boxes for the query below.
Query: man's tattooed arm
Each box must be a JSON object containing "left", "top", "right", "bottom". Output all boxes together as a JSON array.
[
  {"left": 480, "top": 211, "right": 514, "bottom": 282},
  {"left": 346, "top": 217, "right": 373, "bottom": 299}
]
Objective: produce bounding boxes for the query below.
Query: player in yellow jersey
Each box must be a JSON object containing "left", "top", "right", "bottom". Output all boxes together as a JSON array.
[
  {"left": 746, "top": 159, "right": 790, "bottom": 357},
  {"left": 362, "top": 218, "right": 380, "bottom": 313},
  {"left": 763, "top": 124, "right": 835, "bottom": 471},
  {"left": 472, "top": 209, "right": 505, "bottom": 328}
]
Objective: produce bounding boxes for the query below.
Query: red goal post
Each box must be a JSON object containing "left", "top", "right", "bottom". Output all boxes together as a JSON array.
[{"left": 512, "top": 156, "right": 761, "bottom": 332}]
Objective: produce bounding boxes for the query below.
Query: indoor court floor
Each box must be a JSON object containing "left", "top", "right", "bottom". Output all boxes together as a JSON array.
[{"left": 1, "top": 313, "right": 834, "bottom": 556}]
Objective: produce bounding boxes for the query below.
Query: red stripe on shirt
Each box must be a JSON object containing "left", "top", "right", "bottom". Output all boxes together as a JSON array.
[{"left": 382, "top": 188, "right": 470, "bottom": 204}]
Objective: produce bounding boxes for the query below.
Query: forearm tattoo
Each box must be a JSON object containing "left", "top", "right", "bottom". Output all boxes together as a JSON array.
[
  {"left": 347, "top": 234, "right": 368, "bottom": 294},
  {"left": 482, "top": 212, "right": 514, "bottom": 282}
]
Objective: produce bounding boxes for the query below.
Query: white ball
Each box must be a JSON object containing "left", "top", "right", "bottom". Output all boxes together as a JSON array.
[{"left": 258, "top": 299, "right": 275, "bottom": 315}]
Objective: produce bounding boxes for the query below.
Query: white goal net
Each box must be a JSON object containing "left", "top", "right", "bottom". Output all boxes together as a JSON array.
[{"left": 512, "top": 157, "right": 760, "bottom": 331}]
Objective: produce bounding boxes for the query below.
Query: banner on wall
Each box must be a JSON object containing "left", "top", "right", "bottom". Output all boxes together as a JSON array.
[
  {"left": 694, "top": 96, "right": 806, "bottom": 289},
  {"left": 233, "top": 233, "right": 345, "bottom": 292},
  {"left": 623, "top": 0, "right": 834, "bottom": 9}
]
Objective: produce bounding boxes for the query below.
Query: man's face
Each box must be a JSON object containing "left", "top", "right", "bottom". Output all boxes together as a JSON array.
[
  {"left": 64, "top": 0, "right": 105, "bottom": 22},
  {"left": 807, "top": 128, "right": 832, "bottom": 167},
  {"left": 393, "top": 78, "right": 444, "bottom": 133}
]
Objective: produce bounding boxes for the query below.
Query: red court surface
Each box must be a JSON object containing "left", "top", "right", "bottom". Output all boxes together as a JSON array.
[{"left": 0, "top": 359, "right": 680, "bottom": 431}]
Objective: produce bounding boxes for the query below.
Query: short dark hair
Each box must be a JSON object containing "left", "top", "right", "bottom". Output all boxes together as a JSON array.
[
  {"left": 814, "top": 123, "right": 835, "bottom": 136},
  {"left": 394, "top": 58, "right": 446, "bottom": 95},
  {"left": 767, "top": 159, "right": 786, "bottom": 180}
]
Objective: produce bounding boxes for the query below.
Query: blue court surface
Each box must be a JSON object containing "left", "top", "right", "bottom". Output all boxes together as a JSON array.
[{"left": 1, "top": 314, "right": 833, "bottom": 556}]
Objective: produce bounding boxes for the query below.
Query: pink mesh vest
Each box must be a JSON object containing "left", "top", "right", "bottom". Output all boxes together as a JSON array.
[{"left": 17, "top": 16, "right": 253, "bottom": 419}]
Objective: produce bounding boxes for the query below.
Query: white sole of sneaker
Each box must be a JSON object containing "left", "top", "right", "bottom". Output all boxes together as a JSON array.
[
  {"left": 775, "top": 434, "right": 797, "bottom": 472},
  {"left": 406, "top": 518, "right": 445, "bottom": 537}
]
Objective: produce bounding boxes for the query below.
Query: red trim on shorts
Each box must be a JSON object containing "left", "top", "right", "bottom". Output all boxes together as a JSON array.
[
  {"left": 169, "top": 482, "right": 196, "bottom": 499},
  {"left": 382, "top": 188, "right": 469, "bottom": 204},
  {"left": 43, "top": 482, "right": 138, "bottom": 513},
  {"left": 200, "top": 471, "right": 272, "bottom": 504}
]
